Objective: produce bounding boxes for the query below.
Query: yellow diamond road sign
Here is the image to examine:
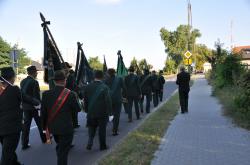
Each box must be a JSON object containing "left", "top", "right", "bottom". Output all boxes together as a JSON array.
[{"left": 184, "top": 51, "right": 192, "bottom": 58}]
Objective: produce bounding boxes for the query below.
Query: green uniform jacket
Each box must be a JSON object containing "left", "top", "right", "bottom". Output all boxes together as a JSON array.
[
  {"left": 41, "top": 86, "right": 81, "bottom": 135},
  {"left": 84, "top": 81, "right": 112, "bottom": 119},
  {"left": 124, "top": 73, "right": 141, "bottom": 98},
  {"left": 104, "top": 76, "right": 126, "bottom": 104}
]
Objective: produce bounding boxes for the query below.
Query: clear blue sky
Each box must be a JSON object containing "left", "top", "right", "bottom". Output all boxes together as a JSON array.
[{"left": 0, "top": 0, "right": 250, "bottom": 69}]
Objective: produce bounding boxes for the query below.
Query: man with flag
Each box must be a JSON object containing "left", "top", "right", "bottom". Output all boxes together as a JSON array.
[{"left": 41, "top": 70, "right": 81, "bottom": 165}]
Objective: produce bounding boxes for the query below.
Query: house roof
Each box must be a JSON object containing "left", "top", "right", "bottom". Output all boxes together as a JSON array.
[{"left": 233, "top": 45, "right": 250, "bottom": 53}]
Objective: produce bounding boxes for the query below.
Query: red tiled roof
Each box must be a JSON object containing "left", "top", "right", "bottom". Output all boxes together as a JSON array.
[{"left": 233, "top": 45, "right": 250, "bottom": 53}]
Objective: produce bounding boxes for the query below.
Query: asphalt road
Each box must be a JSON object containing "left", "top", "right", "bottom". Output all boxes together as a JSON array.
[{"left": 1, "top": 77, "right": 178, "bottom": 165}]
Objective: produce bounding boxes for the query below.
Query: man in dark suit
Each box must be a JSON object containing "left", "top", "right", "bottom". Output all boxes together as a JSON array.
[
  {"left": 41, "top": 70, "right": 81, "bottom": 165},
  {"left": 20, "top": 66, "right": 46, "bottom": 150},
  {"left": 158, "top": 70, "right": 166, "bottom": 102},
  {"left": 176, "top": 66, "right": 190, "bottom": 113},
  {"left": 104, "top": 68, "right": 126, "bottom": 136},
  {"left": 84, "top": 70, "right": 112, "bottom": 150},
  {"left": 0, "top": 67, "right": 23, "bottom": 165},
  {"left": 124, "top": 66, "right": 142, "bottom": 122},
  {"left": 65, "top": 68, "right": 80, "bottom": 128},
  {"left": 139, "top": 69, "right": 153, "bottom": 114},
  {"left": 151, "top": 70, "right": 160, "bottom": 107}
]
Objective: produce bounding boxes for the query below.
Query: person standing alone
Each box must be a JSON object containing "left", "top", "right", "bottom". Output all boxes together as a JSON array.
[{"left": 176, "top": 66, "right": 190, "bottom": 113}]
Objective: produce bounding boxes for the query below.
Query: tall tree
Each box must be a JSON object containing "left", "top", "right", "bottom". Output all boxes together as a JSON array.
[
  {"left": 160, "top": 25, "right": 201, "bottom": 67},
  {"left": 130, "top": 57, "right": 141, "bottom": 75},
  {"left": 88, "top": 56, "right": 103, "bottom": 70},
  {"left": 195, "top": 44, "right": 212, "bottom": 71},
  {"left": 0, "top": 36, "right": 11, "bottom": 69}
]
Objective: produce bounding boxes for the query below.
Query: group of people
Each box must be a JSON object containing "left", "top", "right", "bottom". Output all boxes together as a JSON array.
[{"left": 0, "top": 64, "right": 166, "bottom": 165}]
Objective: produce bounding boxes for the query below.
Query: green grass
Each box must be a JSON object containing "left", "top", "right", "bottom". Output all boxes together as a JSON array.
[{"left": 99, "top": 93, "right": 180, "bottom": 165}]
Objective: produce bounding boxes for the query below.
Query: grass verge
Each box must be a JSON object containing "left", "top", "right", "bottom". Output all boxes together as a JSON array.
[
  {"left": 99, "top": 93, "right": 179, "bottom": 165},
  {"left": 213, "top": 86, "right": 250, "bottom": 130}
]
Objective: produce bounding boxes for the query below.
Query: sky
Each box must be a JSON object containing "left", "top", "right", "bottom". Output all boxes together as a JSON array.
[{"left": 0, "top": 0, "right": 250, "bottom": 69}]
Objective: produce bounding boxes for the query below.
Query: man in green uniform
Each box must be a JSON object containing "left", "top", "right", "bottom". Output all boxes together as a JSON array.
[
  {"left": 41, "top": 70, "right": 81, "bottom": 165},
  {"left": 151, "top": 70, "right": 160, "bottom": 107},
  {"left": 21, "top": 66, "right": 46, "bottom": 150},
  {"left": 84, "top": 70, "right": 112, "bottom": 150},
  {"left": 104, "top": 68, "right": 126, "bottom": 136},
  {"left": 176, "top": 66, "right": 190, "bottom": 113},
  {"left": 124, "top": 66, "right": 142, "bottom": 122},
  {"left": 139, "top": 69, "right": 153, "bottom": 113},
  {"left": 158, "top": 70, "right": 166, "bottom": 102}
]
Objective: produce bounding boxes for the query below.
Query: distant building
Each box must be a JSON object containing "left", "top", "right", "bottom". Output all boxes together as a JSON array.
[
  {"left": 203, "top": 62, "right": 211, "bottom": 73},
  {"left": 233, "top": 45, "right": 250, "bottom": 69}
]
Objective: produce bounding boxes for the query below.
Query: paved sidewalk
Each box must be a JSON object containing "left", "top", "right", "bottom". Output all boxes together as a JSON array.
[{"left": 152, "top": 78, "right": 250, "bottom": 165}]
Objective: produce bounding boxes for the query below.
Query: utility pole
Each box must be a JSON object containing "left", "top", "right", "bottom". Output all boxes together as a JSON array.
[
  {"left": 230, "top": 20, "right": 234, "bottom": 50},
  {"left": 187, "top": 0, "right": 193, "bottom": 72}
]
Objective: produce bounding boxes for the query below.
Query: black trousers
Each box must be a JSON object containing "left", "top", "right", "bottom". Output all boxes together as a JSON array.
[
  {"left": 72, "top": 111, "right": 79, "bottom": 127},
  {"left": 127, "top": 96, "right": 140, "bottom": 120},
  {"left": 179, "top": 91, "right": 189, "bottom": 113},
  {"left": 159, "top": 89, "right": 164, "bottom": 102},
  {"left": 53, "top": 134, "right": 73, "bottom": 165},
  {"left": 153, "top": 91, "right": 159, "bottom": 107},
  {"left": 0, "top": 133, "right": 21, "bottom": 165},
  {"left": 22, "top": 109, "right": 46, "bottom": 146},
  {"left": 112, "top": 102, "right": 122, "bottom": 132},
  {"left": 139, "top": 93, "right": 152, "bottom": 113},
  {"left": 87, "top": 118, "right": 108, "bottom": 149}
]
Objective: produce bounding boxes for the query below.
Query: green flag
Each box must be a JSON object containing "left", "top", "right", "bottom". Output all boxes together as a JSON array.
[{"left": 116, "top": 50, "right": 128, "bottom": 77}]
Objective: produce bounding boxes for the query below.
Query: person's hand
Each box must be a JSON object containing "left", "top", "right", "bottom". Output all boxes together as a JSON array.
[{"left": 109, "top": 115, "right": 114, "bottom": 122}]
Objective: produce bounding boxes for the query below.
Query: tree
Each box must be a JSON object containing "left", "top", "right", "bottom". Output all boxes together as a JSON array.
[
  {"left": 195, "top": 44, "right": 212, "bottom": 71},
  {"left": 0, "top": 37, "right": 11, "bottom": 69},
  {"left": 129, "top": 57, "right": 140, "bottom": 74},
  {"left": 205, "top": 39, "right": 227, "bottom": 70},
  {"left": 164, "top": 58, "right": 176, "bottom": 74},
  {"left": 0, "top": 37, "right": 31, "bottom": 73},
  {"left": 160, "top": 25, "right": 201, "bottom": 67},
  {"left": 88, "top": 56, "right": 103, "bottom": 70}
]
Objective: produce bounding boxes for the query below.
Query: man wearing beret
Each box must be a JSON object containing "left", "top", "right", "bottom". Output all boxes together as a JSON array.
[
  {"left": 0, "top": 67, "right": 23, "bottom": 165},
  {"left": 21, "top": 66, "right": 46, "bottom": 150},
  {"left": 41, "top": 70, "right": 81, "bottom": 165}
]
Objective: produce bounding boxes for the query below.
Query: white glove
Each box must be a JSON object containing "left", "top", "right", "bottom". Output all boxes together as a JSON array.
[
  {"left": 34, "top": 104, "right": 41, "bottom": 109},
  {"left": 109, "top": 115, "right": 114, "bottom": 122}
]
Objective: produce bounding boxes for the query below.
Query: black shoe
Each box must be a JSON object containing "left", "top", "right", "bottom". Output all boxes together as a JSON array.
[
  {"left": 70, "top": 144, "right": 74, "bottom": 148},
  {"left": 22, "top": 144, "right": 31, "bottom": 150},
  {"left": 137, "top": 117, "right": 141, "bottom": 120},
  {"left": 86, "top": 144, "right": 92, "bottom": 150},
  {"left": 181, "top": 111, "right": 185, "bottom": 114},
  {"left": 74, "top": 124, "right": 80, "bottom": 128},
  {"left": 128, "top": 119, "right": 132, "bottom": 123},
  {"left": 140, "top": 110, "right": 144, "bottom": 113},
  {"left": 112, "top": 132, "right": 119, "bottom": 136},
  {"left": 100, "top": 145, "right": 108, "bottom": 151}
]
